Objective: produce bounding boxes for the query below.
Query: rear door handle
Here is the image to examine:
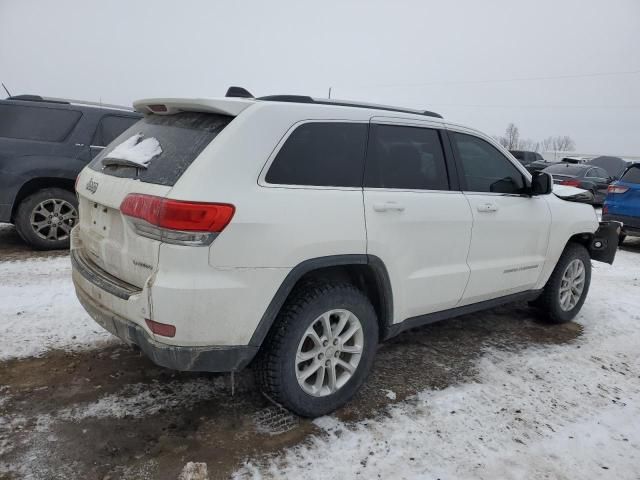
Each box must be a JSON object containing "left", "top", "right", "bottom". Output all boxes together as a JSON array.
[
  {"left": 477, "top": 202, "right": 498, "bottom": 213},
  {"left": 373, "top": 201, "right": 405, "bottom": 212}
]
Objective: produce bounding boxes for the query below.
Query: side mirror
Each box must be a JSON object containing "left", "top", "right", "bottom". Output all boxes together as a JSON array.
[{"left": 531, "top": 171, "right": 553, "bottom": 195}]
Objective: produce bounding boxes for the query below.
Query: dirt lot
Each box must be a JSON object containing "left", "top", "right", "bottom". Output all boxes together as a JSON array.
[{"left": 1, "top": 223, "right": 639, "bottom": 479}]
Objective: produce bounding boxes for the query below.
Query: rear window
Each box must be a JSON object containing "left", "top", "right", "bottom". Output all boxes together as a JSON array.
[
  {"left": 544, "top": 164, "right": 585, "bottom": 176},
  {"left": 92, "top": 114, "right": 140, "bottom": 147},
  {"left": 621, "top": 166, "right": 640, "bottom": 183},
  {"left": 0, "top": 103, "right": 81, "bottom": 142},
  {"left": 265, "top": 122, "right": 367, "bottom": 187},
  {"left": 89, "top": 112, "right": 232, "bottom": 186}
]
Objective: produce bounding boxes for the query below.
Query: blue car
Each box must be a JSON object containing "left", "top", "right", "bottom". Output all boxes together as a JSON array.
[{"left": 603, "top": 163, "right": 640, "bottom": 245}]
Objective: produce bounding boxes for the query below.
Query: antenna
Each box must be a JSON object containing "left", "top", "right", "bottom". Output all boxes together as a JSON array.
[{"left": 1, "top": 82, "right": 11, "bottom": 97}]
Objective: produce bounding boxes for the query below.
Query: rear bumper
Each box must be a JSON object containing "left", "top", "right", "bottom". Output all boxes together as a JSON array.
[
  {"left": 74, "top": 279, "right": 257, "bottom": 372},
  {"left": 603, "top": 213, "right": 640, "bottom": 236}
]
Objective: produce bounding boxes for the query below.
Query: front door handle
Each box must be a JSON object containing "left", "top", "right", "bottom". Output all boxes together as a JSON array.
[
  {"left": 477, "top": 202, "right": 498, "bottom": 213},
  {"left": 373, "top": 201, "right": 405, "bottom": 212}
]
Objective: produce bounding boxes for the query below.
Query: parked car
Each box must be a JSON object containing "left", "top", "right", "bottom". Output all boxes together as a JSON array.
[
  {"left": 542, "top": 163, "right": 614, "bottom": 205},
  {"left": 509, "top": 150, "right": 544, "bottom": 167},
  {"left": 524, "top": 159, "right": 558, "bottom": 174},
  {"left": 588, "top": 155, "right": 631, "bottom": 180},
  {"left": 70, "top": 89, "right": 619, "bottom": 417},
  {"left": 603, "top": 163, "right": 640, "bottom": 245},
  {"left": 0, "top": 95, "right": 141, "bottom": 249}
]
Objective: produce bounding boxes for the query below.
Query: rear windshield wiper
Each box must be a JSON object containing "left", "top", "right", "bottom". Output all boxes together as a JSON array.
[{"left": 102, "top": 157, "right": 149, "bottom": 169}]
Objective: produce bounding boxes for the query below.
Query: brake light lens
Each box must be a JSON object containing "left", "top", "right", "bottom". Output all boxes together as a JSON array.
[
  {"left": 120, "top": 194, "right": 234, "bottom": 246},
  {"left": 608, "top": 185, "right": 629, "bottom": 194},
  {"left": 145, "top": 319, "right": 176, "bottom": 337},
  {"left": 560, "top": 179, "right": 581, "bottom": 187}
]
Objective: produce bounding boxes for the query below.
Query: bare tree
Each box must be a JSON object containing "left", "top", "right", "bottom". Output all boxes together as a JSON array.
[
  {"left": 495, "top": 123, "right": 575, "bottom": 153},
  {"left": 504, "top": 123, "right": 520, "bottom": 150}
]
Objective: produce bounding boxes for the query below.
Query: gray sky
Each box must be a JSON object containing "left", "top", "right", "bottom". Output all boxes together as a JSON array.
[{"left": 1, "top": 0, "right": 639, "bottom": 155}]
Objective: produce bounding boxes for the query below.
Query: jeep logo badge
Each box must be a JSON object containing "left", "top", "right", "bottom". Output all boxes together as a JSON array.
[{"left": 86, "top": 178, "right": 98, "bottom": 194}]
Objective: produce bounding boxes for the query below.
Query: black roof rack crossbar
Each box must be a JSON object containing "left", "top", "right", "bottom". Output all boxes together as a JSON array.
[{"left": 256, "top": 95, "right": 443, "bottom": 119}]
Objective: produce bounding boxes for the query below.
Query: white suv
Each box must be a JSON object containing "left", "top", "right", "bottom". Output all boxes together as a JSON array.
[{"left": 71, "top": 89, "right": 619, "bottom": 417}]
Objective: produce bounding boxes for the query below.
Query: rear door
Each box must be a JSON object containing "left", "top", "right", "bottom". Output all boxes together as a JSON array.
[
  {"left": 76, "top": 111, "right": 232, "bottom": 288},
  {"left": 363, "top": 119, "right": 472, "bottom": 322},
  {"left": 448, "top": 129, "right": 551, "bottom": 305}
]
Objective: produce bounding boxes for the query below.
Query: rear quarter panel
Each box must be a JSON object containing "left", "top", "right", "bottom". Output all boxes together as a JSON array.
[{"left": 169, "top": 103, "right": 369, "bottom": 269}]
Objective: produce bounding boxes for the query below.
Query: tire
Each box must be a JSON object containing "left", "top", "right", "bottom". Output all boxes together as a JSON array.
[
  {"left": 256, "top": 282, "right": 379, "bottom": 417},
  {"left": 14, "top": 188, "right": 78, "bottom": 250},
  {"left": 536, "top": 243, "right": 591, "bottom": 324}
]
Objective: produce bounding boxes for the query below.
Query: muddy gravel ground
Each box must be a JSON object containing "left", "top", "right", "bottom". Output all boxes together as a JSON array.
[{"left": 1, "top": 222, "right": 639, "bottom": 479}]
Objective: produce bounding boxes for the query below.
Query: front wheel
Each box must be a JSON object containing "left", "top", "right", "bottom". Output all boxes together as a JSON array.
[
  {"left": 257, "top": 282, "right": 379, "bottom": 417},
  {"left": 536, "top": 243, "right": 591, "bottom": 324}
]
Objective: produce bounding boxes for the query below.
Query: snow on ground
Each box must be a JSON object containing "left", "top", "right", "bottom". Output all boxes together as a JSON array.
[
  {"left": 0, "top": 256, "right": 114, "bottom": 360},
  {"left": 235, "top": 250, "right": 640, "bottom": 479}
]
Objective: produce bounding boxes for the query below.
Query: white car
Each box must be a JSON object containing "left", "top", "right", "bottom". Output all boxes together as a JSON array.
[{"left": 71, "top": 88, "right": 619, "bottom": 417}]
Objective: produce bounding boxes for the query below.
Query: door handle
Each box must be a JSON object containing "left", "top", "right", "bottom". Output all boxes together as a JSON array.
[
  {"left": 373, "top": 201, "right": 405, "bottom": 212},
  {"left": 477, "top": 202, "right": 498, "bottom": 213}
]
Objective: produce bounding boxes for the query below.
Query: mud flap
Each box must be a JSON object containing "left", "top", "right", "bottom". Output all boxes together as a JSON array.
[{"left": 589, "top": 221, "right": 621, "bottom": 264}]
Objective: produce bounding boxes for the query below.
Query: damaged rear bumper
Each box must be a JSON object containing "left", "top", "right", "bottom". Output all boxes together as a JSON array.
[{"left": 74, "top": 282, "right": 257, "bottom": 372}]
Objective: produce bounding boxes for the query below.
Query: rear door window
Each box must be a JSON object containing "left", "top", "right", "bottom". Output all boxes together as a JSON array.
[
  {"left": 92, "top": 115, "right": 140, "bottom": 147},
  {"left": 0, "top": 103, "right": 81, "bottom": 142},
  {"left": 265, "top": 122, "right": 368, "bottom": 187},
  {"left": 364, "top": 124, "right": 449, "bottom": 190},
  {"left": 89, "top": 112, "right": 232, "bottom": 186}
]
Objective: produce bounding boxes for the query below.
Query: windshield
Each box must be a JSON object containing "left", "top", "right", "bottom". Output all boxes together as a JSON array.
[{"left": 89, "top": 112, "right": 233, "bottom": 186}]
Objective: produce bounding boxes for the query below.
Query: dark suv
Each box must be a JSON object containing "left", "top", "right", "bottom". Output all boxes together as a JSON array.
[{"left": 0, "top": 95, "right": 141, "bottom": 249}]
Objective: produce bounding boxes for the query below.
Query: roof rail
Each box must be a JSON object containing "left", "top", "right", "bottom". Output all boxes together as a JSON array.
[
  {"left": 7, "top": 94, "right": 133, "bottom": 111},
  {"left": 9, "top": 94, "right": 69, "bottom": 105},
  {"left": 256, "top": 94, "right": 443, "bottom": 119}
]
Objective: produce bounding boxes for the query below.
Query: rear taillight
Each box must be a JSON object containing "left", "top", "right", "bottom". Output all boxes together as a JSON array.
[
  {"left": 608, "top": 185, "right": 629, "bottom": 194},
  {"left": 120, "top": 193, "right": 234, "bottom": 246},
  {"left": 560, "top": 179, "right": 581, "bottom": 187}
]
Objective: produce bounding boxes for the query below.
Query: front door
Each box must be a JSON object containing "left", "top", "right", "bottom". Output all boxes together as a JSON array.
[{"left": 448, "top": 130, "right": 552, "bottom": 305}]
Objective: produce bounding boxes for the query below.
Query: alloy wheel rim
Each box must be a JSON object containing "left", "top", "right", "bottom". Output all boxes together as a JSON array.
[
  {"left": 559, "top": 258, "right": 586, "bottom": 311},
  {"left": 295, "top": 309, "right": 364, "bottom": 397},
  {"left": 30, "top": 198, "right": 78, "bottom": 241}
]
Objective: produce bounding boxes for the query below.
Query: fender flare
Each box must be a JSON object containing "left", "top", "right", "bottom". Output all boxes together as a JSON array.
[{"left": 248, "top": 254, "right": 394, "bottom": 347}]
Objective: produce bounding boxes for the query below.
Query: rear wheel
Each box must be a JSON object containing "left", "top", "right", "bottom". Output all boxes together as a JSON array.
[
  {"left": 536, "top": 243, "right": 591, "bottom": 324},
  {"left": 257, "top": 282, "right": 378, "bottom": 417},
  {"left": 15, "top": 188, "right": 78, "bottom": 250}
]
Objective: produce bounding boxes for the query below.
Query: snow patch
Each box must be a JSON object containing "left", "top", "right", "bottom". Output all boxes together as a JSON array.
[
  {"left": 0, "top": 256, "right": 115, "bottom": 360},
  {"left": 59, "top": 378, "right": 225, "bottom": 420},
  {"left": 103, "top": 133, "right": 162, "bottom": 168},
  {"left": 179, "top": 462, "right": 209, "bottom": 480}
]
